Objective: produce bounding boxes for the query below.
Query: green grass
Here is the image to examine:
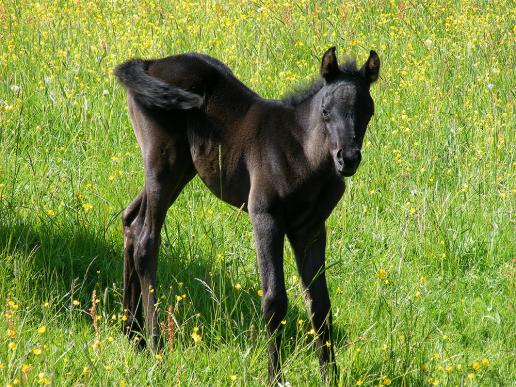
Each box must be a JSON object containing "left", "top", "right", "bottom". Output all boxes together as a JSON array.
[{"left": 0, "top": 0, "right": 514, "bottom": 385}]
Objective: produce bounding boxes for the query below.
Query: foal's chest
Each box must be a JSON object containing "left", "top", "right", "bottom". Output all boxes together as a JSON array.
[{"left": 285, "top": 175, "right": 345, "bottom": 233}]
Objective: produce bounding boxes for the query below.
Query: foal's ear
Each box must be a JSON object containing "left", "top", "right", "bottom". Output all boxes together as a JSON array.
[
  {"left": 320, "top": 46, "right": 340, "bottom": 81},
  {"left": 360, "top": 50, "right": 380, "bottom": 83}
]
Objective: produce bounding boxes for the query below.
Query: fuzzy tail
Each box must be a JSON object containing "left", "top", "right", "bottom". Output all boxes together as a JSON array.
[{"left": 114, "top": 59, "right": 204, "bottom": 110}]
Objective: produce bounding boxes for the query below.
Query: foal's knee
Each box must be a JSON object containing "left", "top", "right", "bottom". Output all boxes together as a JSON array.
[{"left": 262, "top": 291, "right": 288, "bottom": 331}]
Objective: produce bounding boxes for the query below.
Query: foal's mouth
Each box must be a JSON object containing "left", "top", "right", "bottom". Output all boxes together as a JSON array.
[
  {"left": 336, "top": 163, "right": 360, "bottom": 177},
  {"left": 339, "top": 167, "right": 358, "bottom": 177}
]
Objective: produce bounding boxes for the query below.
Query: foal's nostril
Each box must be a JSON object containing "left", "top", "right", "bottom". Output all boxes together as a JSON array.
[{"left": 336, "top": 149, "right": 344, "bottom": 165}]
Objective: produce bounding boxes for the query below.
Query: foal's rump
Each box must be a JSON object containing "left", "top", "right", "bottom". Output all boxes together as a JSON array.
[{"left": 114, "top": 59, "right": 204, "bottom": 110}]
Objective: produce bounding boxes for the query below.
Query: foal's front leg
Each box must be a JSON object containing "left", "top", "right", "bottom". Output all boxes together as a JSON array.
[
  {"left": 288, "top": 225, "right": 338, "bottom": 384},
  {"left": 250, "top": 210, "right": 288, "bottom": 385}
]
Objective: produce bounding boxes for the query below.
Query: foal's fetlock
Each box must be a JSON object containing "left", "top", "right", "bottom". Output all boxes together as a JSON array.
[{"left": 145, "top": 333, "right": 163, "bottom": 353}]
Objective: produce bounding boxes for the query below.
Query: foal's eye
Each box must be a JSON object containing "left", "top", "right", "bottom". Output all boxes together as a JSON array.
[{"left": 322, "top": 109, "right": 330, "bottom": 120}]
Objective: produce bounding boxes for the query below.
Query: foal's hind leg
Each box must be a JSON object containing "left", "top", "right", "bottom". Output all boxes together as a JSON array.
[
  {"left": 122, "top": 190, "right": 145, "bottom": 342},
  {"left": 288, "top": 225, "right": 338, "bottom": 384},
  {"left": 133, "top": 165, "right": 194, "bottom": 349},
  {"left": 131, "top": 129, "right": 195, "bottom": 349}
]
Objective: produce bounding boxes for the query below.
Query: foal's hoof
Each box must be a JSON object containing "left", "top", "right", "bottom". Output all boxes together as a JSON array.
[{"left": 122, "top": 323, "right": 146, "bottom": 349}]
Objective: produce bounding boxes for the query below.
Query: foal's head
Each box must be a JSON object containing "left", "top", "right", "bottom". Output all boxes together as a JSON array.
[{"left": 319, "top": 47, "right": 380, "bottom": 177}]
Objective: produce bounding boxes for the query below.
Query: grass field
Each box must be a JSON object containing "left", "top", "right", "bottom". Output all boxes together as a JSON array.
[{"left": 0, "top": 0, "right": 514, "bottom": 385}]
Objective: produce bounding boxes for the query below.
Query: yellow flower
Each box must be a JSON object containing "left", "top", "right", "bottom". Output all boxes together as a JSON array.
[
  {"left": 229, "top": 374, "right": 237, "bottom": 381},
  {"left": 298, "top": 319, "right": 304, "bottom": 325},
  {"left": 281, "top": 320, "right": 286, "bottom": 325},
  {"left": 72, "top": 300, "right": 80, "bottom": 306},
  {"left": 0, "top": 362, "right": 4, "bottom": 369},
  {"left": 356, "top": 379, "right": 364, "bottom": 386},
  {"left": 382, "top": 376, "right": 391, "bottom": 385},
  {"left": 8, "top": 342, "right": 17, "bottom": 350},
  {"left": 376, "top": 268, "right": 388, "bottom": 279},
  {"left": 82, "top": 203, "right": 93, "bottom": 211},
  {"left": 191, "top": 327, "right": 202, "bottom": 344},
  {"left": 234, "top": 283, "right": 241, "bottom": 290},
  {"left": 33, "top": 348, "right": 43, "bottom": 356},
  {"left": 257, "top": 289, "right": 263, "bottom": 297},
  {"left": 46, "top": 209, "right": 56, "bottom": 217},
  {"left": 7, "top": 328, "right": 16, "bottom": 337},
  {"left": 37, "top": 325, "right": 46, "bottom": 334},
  {"left": 467, "top": 373, "right": 474, "bottom": 380},
  {"left": 409, "top": 207, "right": 417, "bottom": 215},
  {"left": 471, "top": 361, "right": 480, "bottom": 371},
  {"left": 21, "top": 364, "right": 31, "bottom": 374},
  {"left": 308, "top": 328, "right": 316, "bottom": 336},
  {"left": 38, "top": 373, "right": 51, "bottom": 385},
  {"left": 456, "top": 364, "right": 462, "bottom": 370},
  {"left": 154, "top": 354, "right": 163, "bottom": 361},
  {"left": 481, "top": 357, "right": 490, "bottom": 367},
  {"left": 83, "top": 367, "right": 89, "bottom": 375},
  {"left": 325, "top": 340, "right": 331, "bottom": 347}
]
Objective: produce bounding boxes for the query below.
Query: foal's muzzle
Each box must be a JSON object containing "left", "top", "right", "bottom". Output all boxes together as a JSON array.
[{"left": 334, "top": 148, "right": 362, "bottom": 176}]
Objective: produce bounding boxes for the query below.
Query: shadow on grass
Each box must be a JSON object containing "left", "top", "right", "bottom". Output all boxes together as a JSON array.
[
  {"left": 0, "top": 213, "right": 346, "bottom": 352},
  {"left": 0, "top": 214, "right": 121, "bottom": 306}
]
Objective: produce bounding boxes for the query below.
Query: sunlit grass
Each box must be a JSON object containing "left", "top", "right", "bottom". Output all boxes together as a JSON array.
[{"left": 0, "top": 0, "right": 514, "bottom": 385}]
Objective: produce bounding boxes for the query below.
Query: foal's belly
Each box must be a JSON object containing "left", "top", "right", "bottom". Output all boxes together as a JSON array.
[{"left": 188, "top": 133, "right": 251, "bottom": 210}]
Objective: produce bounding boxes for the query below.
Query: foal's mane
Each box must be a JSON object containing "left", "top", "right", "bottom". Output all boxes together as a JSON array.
[{"left": 282, "top": 59, "right": 359, "bottom": 106}]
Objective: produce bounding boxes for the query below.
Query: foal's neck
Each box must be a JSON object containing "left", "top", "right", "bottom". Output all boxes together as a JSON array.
[{"left": 294, "top": 91, "right": 331, "bottom": 171}]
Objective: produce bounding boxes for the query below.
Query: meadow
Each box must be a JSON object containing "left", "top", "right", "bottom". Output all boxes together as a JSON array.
[{"left": 0, "top": 0, "right": 514, "bottom": 385}]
